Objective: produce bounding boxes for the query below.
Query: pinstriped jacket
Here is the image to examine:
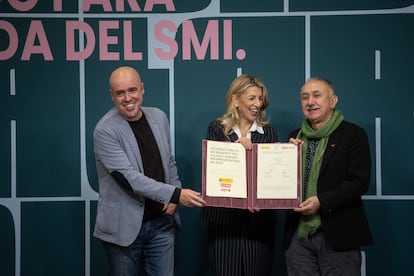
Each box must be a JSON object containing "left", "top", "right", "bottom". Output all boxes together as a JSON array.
[{"left": 200, "top": 119, "right": 278, "bottom": 227}]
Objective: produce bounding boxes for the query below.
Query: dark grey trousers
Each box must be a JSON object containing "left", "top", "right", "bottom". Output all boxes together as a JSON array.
[{"left": 286, "top": 230, "right": 361, "bottom": 276}]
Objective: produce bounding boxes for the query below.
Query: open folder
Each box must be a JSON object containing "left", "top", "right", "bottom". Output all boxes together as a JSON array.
[{"left": 201, "top": 139, "right": 302, "bottom": 209}]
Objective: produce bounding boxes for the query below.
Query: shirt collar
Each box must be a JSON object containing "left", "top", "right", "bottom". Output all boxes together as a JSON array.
[{"left": 233, "top": 121, "right": 264, "bottom": 138}]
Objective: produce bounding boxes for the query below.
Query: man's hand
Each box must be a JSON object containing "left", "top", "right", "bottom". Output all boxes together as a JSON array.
[
  {"left": 294, "top": 196, "right": 320, "bottom": 216},
  {"left": 179, "top": 189, "right": 206, "bottom": 207},
  {"left": 163, "top": 203, "right": 177, "bottom": 215},
  {"left": 289, "top": 137, "right": 304, "bottom": 145}
]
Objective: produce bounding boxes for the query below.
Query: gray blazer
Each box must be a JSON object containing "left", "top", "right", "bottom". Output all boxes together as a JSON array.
[{"left": 93, "top": 106, "right": 181, "bottom": 246}]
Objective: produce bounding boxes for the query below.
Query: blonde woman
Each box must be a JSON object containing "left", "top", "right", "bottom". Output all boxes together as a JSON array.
[{"left": 200, "top": 74, "right": 278, "bottom": 276}]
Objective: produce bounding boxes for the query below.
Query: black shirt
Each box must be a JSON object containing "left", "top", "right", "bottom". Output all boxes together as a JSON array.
[{"left": 128, "top": 113, "right": 165, "bottom": 221}]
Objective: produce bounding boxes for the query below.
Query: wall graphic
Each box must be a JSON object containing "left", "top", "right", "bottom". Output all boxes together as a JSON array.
[{"left": 1, "top": 0, "right": 413, "bottom": 275}]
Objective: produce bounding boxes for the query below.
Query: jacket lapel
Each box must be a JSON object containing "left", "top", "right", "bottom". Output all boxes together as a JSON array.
[{"left": 320, "top": 124, "right": 342, "bottom": 173}]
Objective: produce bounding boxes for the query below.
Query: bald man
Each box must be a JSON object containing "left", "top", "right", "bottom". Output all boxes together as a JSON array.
[{"left": 93, "top": 66, "right": 205, "bottom": 275}]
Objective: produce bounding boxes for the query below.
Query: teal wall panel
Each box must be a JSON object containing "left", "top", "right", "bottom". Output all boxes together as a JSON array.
[
  {"left": 0, "top": 206, "right": 15, "bottom": 275},
  {"left": 21, "top": 202, "right": 85, "bottom": 275}
]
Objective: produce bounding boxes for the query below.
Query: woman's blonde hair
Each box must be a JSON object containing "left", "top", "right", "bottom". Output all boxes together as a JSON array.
[{"left": 218, "top": 74, "right": 270, "bottom": 136}]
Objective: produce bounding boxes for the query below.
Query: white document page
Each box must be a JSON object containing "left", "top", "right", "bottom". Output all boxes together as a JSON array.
[
  {"left": 256, "top": 144, "right": 298, "bottom": 199},
  {"left": 205, "top": 141, "right": 247, "bottom": 198}
]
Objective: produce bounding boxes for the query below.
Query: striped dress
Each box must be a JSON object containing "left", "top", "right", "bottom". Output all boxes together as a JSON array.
[{"left": 200, "top": 120, "right": 278, "bottom": 276}]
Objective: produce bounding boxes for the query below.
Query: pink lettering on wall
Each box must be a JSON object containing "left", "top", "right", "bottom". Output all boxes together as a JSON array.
[
  {"left": 123, "top": 21, "right": 143, "bottom": 60},
  {"left": 99, "top": 21, "right": 120, "bottom": 60},
  {"left": 0, "top": 20, "right": 18, "bottom": 60},
  {"left": 7, "top": 0, "right": 63, "bottom": 11},
  {"left": 223, "top": 20, "right": 232, "bottom": 60},
  {"left": 66, "top": 21, "right": 96, "bottom": 61},
  {"left": 182, "top": 20, "right": 219, "bottom": 60},
  {"left": 81, "top": 0, "right": 175, "bottom": 12},
  {"left": 0, "top": 16, "right": 242, "bottom": 61},
  {"left": 8, "top": 0, "right": 37, "bottom": 11},
  {"left": 21, "top": 20, "right": 53, "bottom": 61},
  {"left": 154, "top": 20, "right": 178, "bottom": 60}
]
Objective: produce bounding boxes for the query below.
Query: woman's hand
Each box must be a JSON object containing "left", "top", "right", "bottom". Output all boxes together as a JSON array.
[
  {"left": 247, "top": 207, "right": 261, "bottom": 213},
  {"left": 236, "top": 137, "right": 253, "bottom": 150}
]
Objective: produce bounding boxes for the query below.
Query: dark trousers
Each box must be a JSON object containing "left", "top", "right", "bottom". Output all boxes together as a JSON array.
[{"left": 285, "top": 230, "right": 361, "bottom": 276}]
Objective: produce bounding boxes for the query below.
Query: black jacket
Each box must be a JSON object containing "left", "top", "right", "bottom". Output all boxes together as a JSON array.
[{"left": 284, "top": 120, "right": 373, "bottom": 251}]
